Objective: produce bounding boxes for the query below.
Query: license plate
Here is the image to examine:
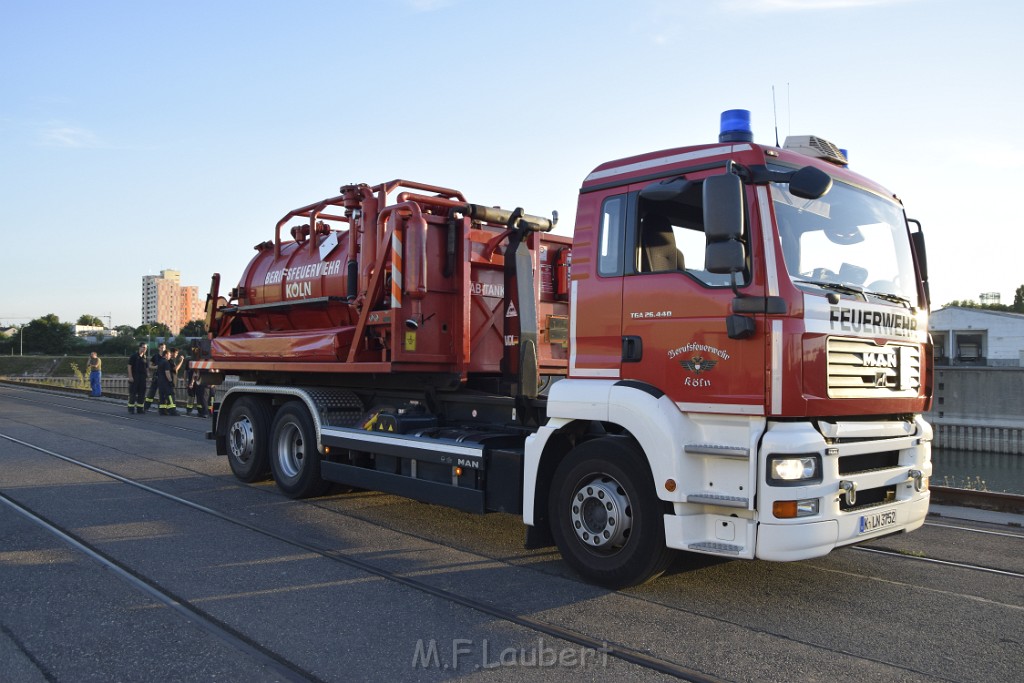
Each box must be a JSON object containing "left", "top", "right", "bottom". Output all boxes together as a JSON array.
[{"left": 859, "top": 509, "right": 897, "bottom": 534}]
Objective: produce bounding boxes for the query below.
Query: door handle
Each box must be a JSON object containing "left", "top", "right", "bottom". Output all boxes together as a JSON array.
[{"left": 622, "top": 336, "right": 643, "bottom": 362}]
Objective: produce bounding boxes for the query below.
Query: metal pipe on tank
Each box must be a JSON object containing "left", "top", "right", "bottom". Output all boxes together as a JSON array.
[
  {"left": 355, "top": 188, "right": 377, "bottom": 304},
  {"left": 405, "top": 211, "right": 428, "bottom": 302},
  {"left": 368, "top": 201, "right": 427, "bottom": 313},
  {"left": 359, "top": 188, "right": 389, "bottom": 302},
  {"left": 466, "top": 204, "right": 556, "bottom": 232},
  {"left": 375, "top": 179, "right": 466, "bottom": 203},
  {"left": 273, "top": 196, "right": 350, "bottom": 258},
  {"left": 395, "top": 192, "right": 466, "bottom": 211}
]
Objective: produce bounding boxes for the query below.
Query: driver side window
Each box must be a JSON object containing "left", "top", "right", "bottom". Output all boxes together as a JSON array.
[{"left": 635, "top": 182, "right": 745, "bottom": 286}]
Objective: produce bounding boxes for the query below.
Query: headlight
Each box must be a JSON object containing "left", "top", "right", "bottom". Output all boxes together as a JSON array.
[{"left": 767, "top": 454, "right": 822, "bottom": 485}]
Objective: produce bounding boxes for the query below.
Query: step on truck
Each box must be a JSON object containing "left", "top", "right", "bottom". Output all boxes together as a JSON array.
[{"left": 197, "top": 109, "right": 934, "bottom": 587}]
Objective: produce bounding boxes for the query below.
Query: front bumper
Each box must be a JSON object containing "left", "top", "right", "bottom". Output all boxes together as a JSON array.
[{"left": 756, "top": 492, "right": 929, "bottom": 561}]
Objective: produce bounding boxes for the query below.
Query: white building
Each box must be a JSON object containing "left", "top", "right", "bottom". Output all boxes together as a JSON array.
[
  {"left": 73, "top": 325, "right": 118, "bottom": 343},
  {"left": 929, "top": 306, "right": 1024, "bottom": 367}
]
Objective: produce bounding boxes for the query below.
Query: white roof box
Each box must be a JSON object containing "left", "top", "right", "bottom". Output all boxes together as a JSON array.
[{"left": 783, "top": 135, "right": 848, "bottom": 166}]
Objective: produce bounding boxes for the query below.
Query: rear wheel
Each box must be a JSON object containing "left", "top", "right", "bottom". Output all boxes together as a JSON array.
[
  {"left": 549, "top": 437, "right": 675, "bottom": 588},
  {"left": 270, "top": 401, "right": 331, "bottom": 498},
  {"left": 225, "top": 397, "right": 272, "bottom": 482}
]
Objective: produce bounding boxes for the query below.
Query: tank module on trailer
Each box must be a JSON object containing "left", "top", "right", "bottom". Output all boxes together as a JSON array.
[{"left": 196, "top": 109, "right": 934, "bottom": 588}]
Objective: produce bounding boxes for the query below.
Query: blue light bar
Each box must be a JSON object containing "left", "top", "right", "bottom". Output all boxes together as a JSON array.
[{"left": 719, "top": 109, "right": 753, "bottom": 143}]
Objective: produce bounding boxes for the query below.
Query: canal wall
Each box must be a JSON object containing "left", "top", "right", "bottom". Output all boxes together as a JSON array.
[{"left": 927, "top": 367, "right": 1024, "bottom": 454}]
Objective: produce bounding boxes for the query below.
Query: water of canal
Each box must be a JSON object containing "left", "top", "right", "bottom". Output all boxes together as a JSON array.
[{"left": 931, "top": 448, "right": 1024, "bottom": 494}]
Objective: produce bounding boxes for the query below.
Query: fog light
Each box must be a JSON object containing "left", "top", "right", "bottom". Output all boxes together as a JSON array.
[{"left": 773, "top": 498, "right": 819, "bottom": 519}]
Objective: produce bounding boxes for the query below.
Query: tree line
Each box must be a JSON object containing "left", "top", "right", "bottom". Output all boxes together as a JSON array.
[
  {"left": 0, "top": 314, "right": 206, "bottom": 356},
  {"left": 942, "top": 285, "right": 1024, "bottom": 314}
]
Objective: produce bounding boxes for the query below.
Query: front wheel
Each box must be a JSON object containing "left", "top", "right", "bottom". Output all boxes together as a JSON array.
[
  {"left": 549, "top": 437, "right": 675, "bottom": 588},
  {"left": 270, "top": 402, "right": 331, "bottom": 498}
]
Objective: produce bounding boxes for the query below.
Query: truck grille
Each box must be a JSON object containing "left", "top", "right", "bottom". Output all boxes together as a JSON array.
[
  {"left": 838, "top": 450, "right": 900, "bottom": 475},
  {"left": 827, "top": 337, "right": 920, "bottom": 399}
]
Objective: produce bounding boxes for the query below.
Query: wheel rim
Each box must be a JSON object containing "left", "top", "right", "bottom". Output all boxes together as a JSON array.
[
  {"left": 228, "top": 416, "right": 255, "bottom": 464},
  {"left": 569, "top": 475, "right": 632, "bottom": 551},
  {"left": 275, "top": 421, "right": 305, "bottom": 480}
]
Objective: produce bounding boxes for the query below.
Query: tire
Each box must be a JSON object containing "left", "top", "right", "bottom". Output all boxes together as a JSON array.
[
  {"left": 548, "top": 437, "right": 675, "bottom": 588},
  {"left": 269, "top": 401, "right": 331, "bottom": 499},
  {"left": 225, "top": 397, "right": 272, "bottom": 482}
]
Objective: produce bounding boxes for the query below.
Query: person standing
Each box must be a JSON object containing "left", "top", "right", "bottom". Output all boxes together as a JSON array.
[
  {"left": 184, "top": 344, "right": 198, "bottom": 415},
  {"left": 156, "top": 348, "right": 178, "bottom": 416},
  {"left": 86, "top": 352, "right": 102, "bottom": 397},
  {"left": 168, "top": 347, "right": 184, "bottom": 413},
  {"left": 143, "top": 342, "right": 167, "bottom": 412},
  {"left": 126, "top": 343, "right": 148, "bottom": 414},
  {"left": 185, "top": 344, "right": 208, "bottom": 417}
]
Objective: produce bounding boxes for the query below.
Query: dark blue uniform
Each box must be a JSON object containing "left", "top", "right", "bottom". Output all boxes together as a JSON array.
[
  {"left": 186, "top": 357, "right": 209, "bottom": 417},
  {"left": 127, "top": 350, "right": 148, "bottom": 413},
  {"left": 144, "top": 348, "right": 165, "bottom": 412},
  {"left": 157, "top": 356, "right": 177, "bottom": 416}
]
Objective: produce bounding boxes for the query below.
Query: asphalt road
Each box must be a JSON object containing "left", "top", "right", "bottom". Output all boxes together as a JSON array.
[{"left": 1, "top": 384, "right": 1022, "bottom": 682}]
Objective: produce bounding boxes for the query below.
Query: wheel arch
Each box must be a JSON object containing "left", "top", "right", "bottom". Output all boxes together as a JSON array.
[
  {"left": 217, "top": 386, "right": 325, "bottom": 452},
  {"left": 526, "top": 379, "right": 698, "bottom": 527}
]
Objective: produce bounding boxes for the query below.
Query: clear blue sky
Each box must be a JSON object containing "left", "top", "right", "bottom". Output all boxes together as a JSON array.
[{"left": 2, "top": 0, "right": 1021, "bottom": 328}]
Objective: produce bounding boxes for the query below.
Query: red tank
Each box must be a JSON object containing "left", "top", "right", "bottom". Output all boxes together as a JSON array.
[{"left": 209, "top": 180, "right": 571, "bottom": 377}]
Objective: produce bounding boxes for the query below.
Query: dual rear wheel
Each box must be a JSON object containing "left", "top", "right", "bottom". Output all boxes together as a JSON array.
[{"left": 224, "top": 398, "right": 328, "bottom": 498}]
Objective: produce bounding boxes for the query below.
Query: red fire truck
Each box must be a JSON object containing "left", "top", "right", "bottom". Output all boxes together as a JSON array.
[{"left": 197, "top": 109, "right": 933, "bottom": 587}]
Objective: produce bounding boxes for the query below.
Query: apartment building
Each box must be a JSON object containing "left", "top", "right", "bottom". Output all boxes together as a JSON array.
[{"left": 141, "top": 269, "right": 205, "bottom": 335}]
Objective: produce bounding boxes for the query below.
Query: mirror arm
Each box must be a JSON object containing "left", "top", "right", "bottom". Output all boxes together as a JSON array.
[{"left": 745, "top": 164, "right": 794, "bottom": 185}]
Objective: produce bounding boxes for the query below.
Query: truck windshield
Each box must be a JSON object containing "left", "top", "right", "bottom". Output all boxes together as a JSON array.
[{"left": 772, "top": 180, "right": 918, "bottom": 306}]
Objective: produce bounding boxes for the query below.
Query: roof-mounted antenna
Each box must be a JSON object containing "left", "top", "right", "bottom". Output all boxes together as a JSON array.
[
  {"left": 787, "top": 82, "right": 791, "bottom": 137},
  {"left": 772, "top": 85, "right": 780, "bottom": 147}
]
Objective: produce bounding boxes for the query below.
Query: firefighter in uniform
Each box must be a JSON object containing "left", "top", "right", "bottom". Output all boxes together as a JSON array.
[
  {"left": 126, "top": 343, "right": 148, "bottom": 414},
  {"left": 167, "top": 347, "right": 184, "bottom": 413},
  {"left": 185, "top": 343, "right": 209, "bottom": 417},
  {"left": 183, "top": 343, "right": 199, "bottom": 415},
  {"left": 156, "top": 348, "right": 178, "bottom": 416},
  {"left": 143, "top": 342, "right": 167, "bottom": 412}
]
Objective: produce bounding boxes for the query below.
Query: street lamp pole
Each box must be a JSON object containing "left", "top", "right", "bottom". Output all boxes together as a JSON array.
[{"left": 20, "top": 324, "right": 24, "bottom": 356}]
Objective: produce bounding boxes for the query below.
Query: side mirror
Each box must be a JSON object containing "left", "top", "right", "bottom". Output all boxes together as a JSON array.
[
  {"left": 909, "top": 219, "right": 929, "bottom": 306},
  {"left": 703, "top": 174, "right": 747, "bottom": 275},
  {"left": 703, "top": 173, "right": 745, "bottom": 241},
  {"left": 909, "top": 220, "right": 928, "bottom": 281},
  {"left": 706, "top": 240, "right": 747, "bottom": 274},
  {"left": 789, "top": 166, "right": 832, "bottom": 200}
]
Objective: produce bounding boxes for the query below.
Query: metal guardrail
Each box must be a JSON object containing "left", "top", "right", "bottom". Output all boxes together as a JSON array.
[{"left": 0, "top": 376, "right": 191, "bottom": 404}]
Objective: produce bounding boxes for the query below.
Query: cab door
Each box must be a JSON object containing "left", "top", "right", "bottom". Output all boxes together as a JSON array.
[
  {"left": 619, "top": 173, "right": 767, "bottom": 411},
  {"left": 568, "top": 190, "right": 629, "bottom": 379}
]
